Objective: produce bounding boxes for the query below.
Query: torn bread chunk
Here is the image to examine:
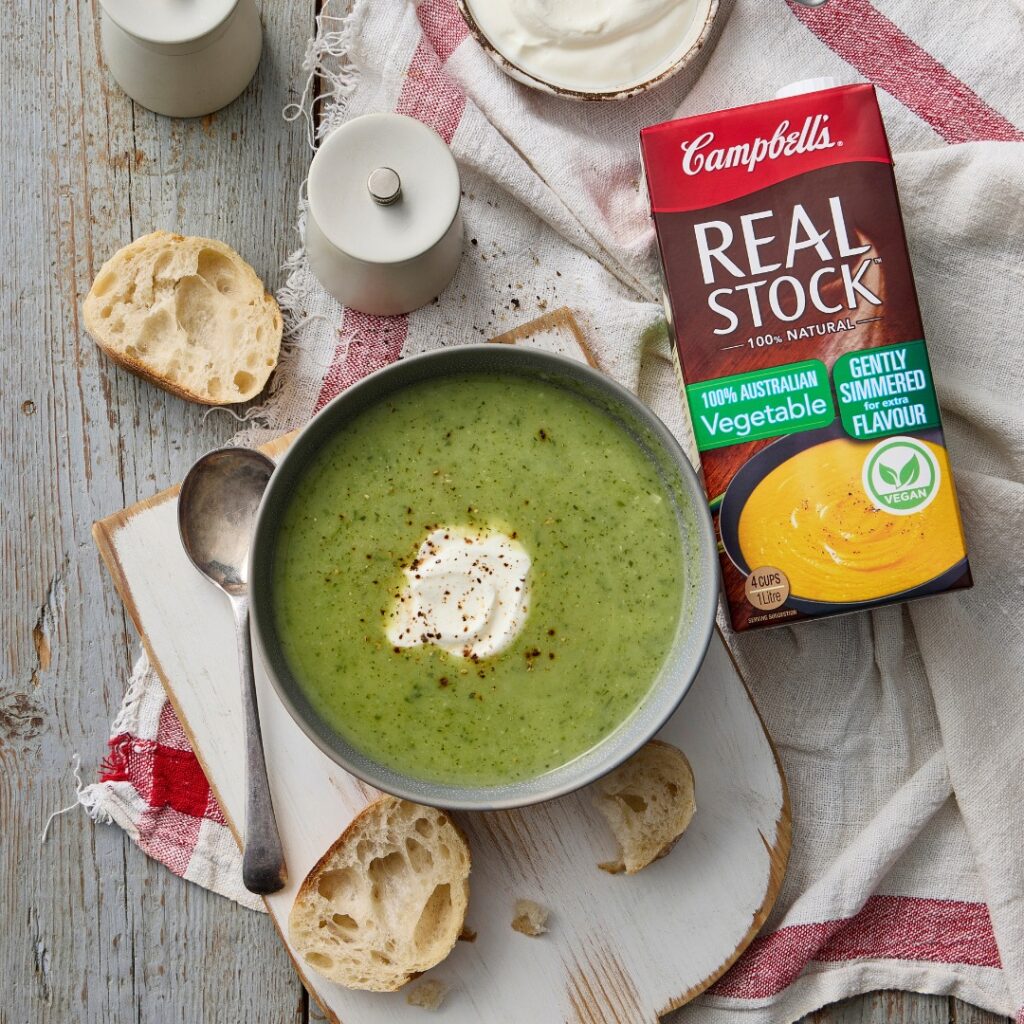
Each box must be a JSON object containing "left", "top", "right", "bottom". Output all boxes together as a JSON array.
[
  {"left": 593, "top": 740, "right": 695, "bottom": 875},
  {"left": 288, "top": 797, "right": 470, "bottom": 991},
  {"left": 83, "top": 230, "right": 282, "bottom": 405}
]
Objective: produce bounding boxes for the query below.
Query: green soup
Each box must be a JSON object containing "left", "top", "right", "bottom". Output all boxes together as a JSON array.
[{"left": 273, "top": 374, "right": 685, "bottom": 786}]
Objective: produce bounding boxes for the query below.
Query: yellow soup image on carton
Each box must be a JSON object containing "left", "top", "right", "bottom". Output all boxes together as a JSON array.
[
  {"left": 640, "top": 83, "right": 972, "bottom": 629},
  {"left": 737, "top": 437, "right": 966, "bottom": 605}
]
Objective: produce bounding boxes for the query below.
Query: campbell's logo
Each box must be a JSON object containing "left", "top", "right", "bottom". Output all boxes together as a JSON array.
[{"left": 681, "top": 115, "right": 839, "bottom": 176}]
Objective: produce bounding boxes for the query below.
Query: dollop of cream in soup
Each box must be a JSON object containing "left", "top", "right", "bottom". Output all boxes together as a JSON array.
[{"left": 387, "top": 528, "right": 531, "bottom": 660}]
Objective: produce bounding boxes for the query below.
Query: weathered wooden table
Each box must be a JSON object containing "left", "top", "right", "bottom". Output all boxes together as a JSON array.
[{"left": 0, "top": 2, "right": 1010, "bottom": 1022}]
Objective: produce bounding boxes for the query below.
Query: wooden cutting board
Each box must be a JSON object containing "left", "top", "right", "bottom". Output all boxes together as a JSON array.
[{"left": 93, "top": 310, "right": 790, "bottom": 1024}]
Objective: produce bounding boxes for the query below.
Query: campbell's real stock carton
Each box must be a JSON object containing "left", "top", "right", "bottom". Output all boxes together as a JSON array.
[{"left": 640, "top": 84, "right": 972, "bottom": 631}]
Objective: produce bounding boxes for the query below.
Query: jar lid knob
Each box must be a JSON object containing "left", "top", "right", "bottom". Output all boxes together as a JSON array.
[{"left": 367, "top": 167, "right": 402, "bottom": 206}]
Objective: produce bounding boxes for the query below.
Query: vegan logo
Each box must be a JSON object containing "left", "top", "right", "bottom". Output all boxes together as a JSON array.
[{"left": 862, "top": 436, "right": 941, "bottom": 515}]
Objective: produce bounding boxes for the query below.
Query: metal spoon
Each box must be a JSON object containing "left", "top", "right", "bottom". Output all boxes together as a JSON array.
[{"left": 177, "top": 447, "right": 287, "bottom": 895}]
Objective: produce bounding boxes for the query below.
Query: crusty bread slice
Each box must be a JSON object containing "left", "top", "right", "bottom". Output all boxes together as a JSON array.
[
  {"left": 289, "top": 797, "right": 471, "bottom": 992},
  {"left": 83, "top": 230, "right": 282, "bottom": 405},
  {"left": 592, "top": 740, "right": 696, "bottom": 875}
]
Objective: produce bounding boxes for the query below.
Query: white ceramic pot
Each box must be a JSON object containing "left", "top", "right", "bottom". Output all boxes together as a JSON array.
[
  {"left": 99, "top": 0, "right": 262, "bottom": 119},
  {"left": 305, "top": 114, "right": 464, "bottom": 317}
]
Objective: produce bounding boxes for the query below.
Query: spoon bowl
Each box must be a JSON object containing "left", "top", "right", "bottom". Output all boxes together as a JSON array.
[{"left": 178, "top": 447, "right": 275, "bottom": 596}]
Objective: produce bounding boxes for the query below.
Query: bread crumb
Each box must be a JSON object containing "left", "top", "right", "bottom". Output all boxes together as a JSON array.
[
  {"left": 511, "top": 899, "right": 549, "bottom": 936},
  {"left": 457, "top": 926, "right": 477, "bottom": 943},
  {"left": 406, "top": 979, "right": 448, "bottom": 1010}
]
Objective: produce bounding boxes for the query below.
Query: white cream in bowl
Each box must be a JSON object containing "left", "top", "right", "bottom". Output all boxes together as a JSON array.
[{"left": 464, "top": 0, "right": 706, "bottom": 95}]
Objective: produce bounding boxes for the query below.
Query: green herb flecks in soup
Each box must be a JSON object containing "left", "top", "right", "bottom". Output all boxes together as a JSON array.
[{"left": 273, "top": 374, "right": 684, "bottom": 785}]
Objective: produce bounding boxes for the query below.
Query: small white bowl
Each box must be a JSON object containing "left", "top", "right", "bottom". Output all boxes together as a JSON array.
[
  {"left": 457, "top": 0, "right": 720, "bottom": 101},
  {"left": 305, "top": 114, "right": 463, "bottom": 316}
]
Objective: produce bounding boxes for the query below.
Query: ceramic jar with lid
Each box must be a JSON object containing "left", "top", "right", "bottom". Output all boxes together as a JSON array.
[
  {"left": 305, "top": 114, "right": 464, "bottom": 317},
  {"left": 99, "top": 0, "right": 262, "bottom": 118}
]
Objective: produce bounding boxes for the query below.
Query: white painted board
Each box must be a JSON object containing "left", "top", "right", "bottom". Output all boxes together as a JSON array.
[
  {"left": 96, "top": 498, "right": 788, "bottom": 1024},
  {"left": 93, "top": 315, "right": 789, "bottom": 1024}
]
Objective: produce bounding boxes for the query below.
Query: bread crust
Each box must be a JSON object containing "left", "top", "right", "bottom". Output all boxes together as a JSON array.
[
  {"left": 291, "top": 796, "right": 473, "bottom": 907},
  {"left": 87, "top": 339, "right": 245, "bottom": 406}
]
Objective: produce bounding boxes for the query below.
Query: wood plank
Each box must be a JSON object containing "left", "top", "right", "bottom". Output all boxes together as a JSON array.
[
  {"left": 0, "top": 1, "right": 314, "bottom": 1021},
  {"left": 949, "top": 997, "right": 1014, "bottom": 1024},
  {"left": 803, "top": 992, "right": 951, "bottom": 1023}
]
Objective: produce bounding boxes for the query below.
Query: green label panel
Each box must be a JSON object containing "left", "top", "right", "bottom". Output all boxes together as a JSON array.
[
  {"left": 687, "top": 359, "right": 835, "bottom": 452},
  {"left": 833, "top": 340, "right": 940, "bottom": 440}
]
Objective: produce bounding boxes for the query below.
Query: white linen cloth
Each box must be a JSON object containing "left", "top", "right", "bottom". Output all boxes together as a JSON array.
[{"left": 84, "top": 0, "right": 1024, "bottom": 1019}]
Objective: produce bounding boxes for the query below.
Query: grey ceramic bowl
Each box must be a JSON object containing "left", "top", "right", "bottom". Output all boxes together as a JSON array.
[{"left": 249, "top": 345, "right": 718, "bottom": 810}]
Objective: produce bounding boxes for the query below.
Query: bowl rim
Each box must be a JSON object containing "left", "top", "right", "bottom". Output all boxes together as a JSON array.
[
  {"left": 455, "top": 0, "right": 720, "bottom": 101},
  {"left": 249, "top": 345, "right": 719, "bottom": 810}
]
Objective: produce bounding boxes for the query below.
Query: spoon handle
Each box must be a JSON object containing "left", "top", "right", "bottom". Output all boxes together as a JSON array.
[{"left": 232, "top": 596, "right": 288, "bottom": 895}]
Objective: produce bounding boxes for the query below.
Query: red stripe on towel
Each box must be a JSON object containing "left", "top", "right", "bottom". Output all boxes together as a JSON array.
[
  {"left": 100, "top": 732, "right": 221, "bottom": 823},
  {"left": 313, "top": 310, "right": 410, "bottom": 413},
  {"left": 396, "top": 42, "right": 467, "bottom": 143},
  {"left": 416, "top": 0, "right": 470, "bottom": 64},
  {"left": 137, "top": 805, "right": 204, "bottom": 878},
  {"left": 711, "top": 895, "right": 1001, "bottom": 999},
  {"left": 789, "top": 0, "right": 1024, "bottom": 143}
]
